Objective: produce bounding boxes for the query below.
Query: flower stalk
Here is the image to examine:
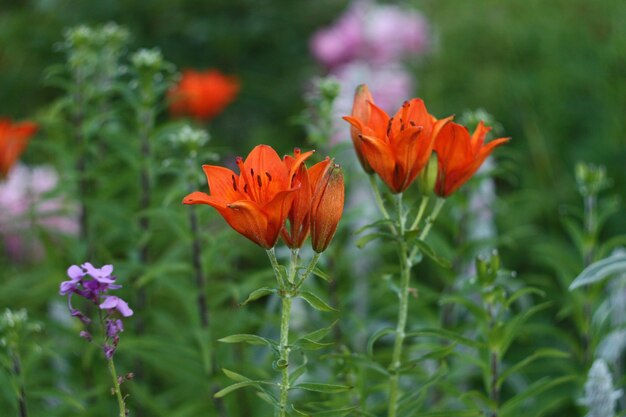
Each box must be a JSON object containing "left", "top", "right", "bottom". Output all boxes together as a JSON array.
[
  {"left": 107, "top": 357, "right": 127, "bottom": 417},
  {"left": 388, "top": 193, "right": 410, "bottom": 417}
]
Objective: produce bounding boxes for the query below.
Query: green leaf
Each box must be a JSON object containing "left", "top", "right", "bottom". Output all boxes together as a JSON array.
[
  {"left": 222, "top": 368, "right": 251, "bottom": 383},
  {"left": 218, "top": 334, "right": 275, "bottom": 348},
  {"left": 497, "top": 349, "right": 569, "bottom": 388},
  {"left": 240, "top": 287, "right": 276, "bottom": 306},
  {"left": 312, "top": 267, "right": 331, "bottom": 282},
  {"left": 440, "top": 295, "right": 488, "bottom": 321},
  {"left": 356, "top": 232, "right": 396, "bottom": 249},
  {"left": 300, "top": 291, "right": 338, "bottom": 312},
  {"left": 569, "top": 253, "right": 626, "bottom": 290},
  {"left": 292, "top": 405, "right": 359, "bottom": 416},
  {"left": 411, "top": 239, "right": 452, "bottom": 268},
  {"left": 299, "top": 320, "right": 337, "bottom": 342},
  {"left": 289, "top": 354, "right": 308, "bottom": 385},
  {"left": 406, "top": 328, "right": 484, "bottom": 349},
  {"left": 292, "top": 382, "right": 352, "bottom": 394},
  {"left": 367, "top": 327, "right": 395, "bottom": 356},
  {"left": 354, "top": 218, "right": 395, "bottom": 235},
  {"left": 504, "top": 287, "right": 546, "bottom": 309},
  {"left": 213, "top": 381, "right": 260, "bottom": 398},
  {"left": 296, "top": 338, "right": 334, "bottom": 350},
  {"left": 500, "top": 376, "right": 575, "bottom": 416}
]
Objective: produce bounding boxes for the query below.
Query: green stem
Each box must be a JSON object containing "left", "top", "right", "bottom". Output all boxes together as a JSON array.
[
  {"left": 409, "top": 198, "right": 446, "bottom": 261},
  {"left": 409, "top": 196, "right": 430, "bottom": 231},
  {"left": 369, "top": 175, "right": 397, "bottom": 234},
  {"left": 278, "top": 294, "right": 292, "bottom": 417},
  {"left": 107, "top": 358, "right": 126, "bottom": 417},
  {"left": 295, "top": 252, "right": 322, "bottom": 290},
  {"left": 288, "top": 249, "right": 299, "bottom": 285},
  {"left": 266, "top": 248, "right": 286, "bottom": 289},
  {"left": 388, "top": 193, "right": 409, "bottom": 417}
]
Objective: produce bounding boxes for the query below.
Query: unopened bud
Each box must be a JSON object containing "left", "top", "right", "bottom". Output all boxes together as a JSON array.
[
  {"left": 79, "top": 330, "right": 92, "bottom": 342},
  {"left": 417, "top": 152, "right": 438, "bottom": 196},
  {"left": 311, "top": 164, "right": 345, "bottom": 253}
]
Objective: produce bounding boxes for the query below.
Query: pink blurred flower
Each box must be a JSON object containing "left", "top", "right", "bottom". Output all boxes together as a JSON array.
[
  {"left": 310, "top": 1, "right": 430, "bottom": 69},
  {"left": 0, "top": 164, "right": 78, "bottom": 261}
]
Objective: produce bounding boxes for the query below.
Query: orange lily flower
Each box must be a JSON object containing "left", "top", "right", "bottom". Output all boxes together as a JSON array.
[
  {"left": 433, "top": 121, "right": 509, "bottom": 198},
  {"left": 168, "top": 69, "right": 239, "bottom": 121},
  {"left": 0, "top": 119, "right": 38, "bottom": 178},
  {"left": 183, "top": 145, "right": 313, "bottom": 248},
  {"left": 310, "top": 162, "right": 344, "bottom": 253},
  {"left": 343, "top": 84, "right": 451, "bottom": 193},
  {"left": 281, "top": 151, "right": 328, "bottom": 249}
]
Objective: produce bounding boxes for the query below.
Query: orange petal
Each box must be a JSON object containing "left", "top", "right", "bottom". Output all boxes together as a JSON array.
[
  {"left": 360, "top": 134, "right": 399, "bottom": 193},
  {"left": 224, "top": 200, "right": 272, "bottom": 248},
  {"left": 202, "top": 165, "right": 242, "bottom": 201}
]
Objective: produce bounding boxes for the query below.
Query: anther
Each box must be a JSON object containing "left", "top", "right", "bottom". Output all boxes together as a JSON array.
[
  {"left": 231, "top": 175, "right": 238, "bottom": 191},
  {"left": 257, "top": 175, "right": 262, "bottom": 187},
  {"left": 387, "top": 117, "right": 393, "bottom": 136},
  {"left": 243, "top": 184, "right": 248, "bottom": 194},
  {"left": 265, "top": 172, "right": 272, "bottom": 182}
]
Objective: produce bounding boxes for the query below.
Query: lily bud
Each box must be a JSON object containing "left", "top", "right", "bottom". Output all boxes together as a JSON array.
[
  {"left": 417, "top": 152, "right": 438, "bottom": 196},
  {"left": 349, "top": 85, "right": 374, "bottom": 174},
  {"left": 310, "top": 163, "right": 345, "bottom": 253}
]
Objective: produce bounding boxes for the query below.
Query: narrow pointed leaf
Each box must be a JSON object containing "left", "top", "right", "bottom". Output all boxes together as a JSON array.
[
  {"left": 240, "top": 287, "right": 276, "bottom": 306},
  {"left": 300, "top": 291, "right": 338, "bottom": 312},
  {"left": 569, "top": 254, "right": 626, "bottom": 290},
  {"left": 218, "top": 334, "right": 275, "bottom": 348},
  {"left": 367, "top": 327, "right": 395, "bottom": 356},
  {"left": 292, "top": 382, "right": 352, "bottom": 393}
]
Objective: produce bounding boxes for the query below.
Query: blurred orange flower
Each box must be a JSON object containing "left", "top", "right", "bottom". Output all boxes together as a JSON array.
[
  {"left": 183, "top": 145, "right": 313, "bottom": 248},
  {"left": 168, "top": 69, "right": 239, "bottom": 121},
  {"left": 434, "top": 121, "right": 509, "bottom": 198},
  {"left": 0, "top": 119, "right": 38, "bottom": 178},
  {"left": 343, "top": 84, "right": 451, "bottom": 193}
]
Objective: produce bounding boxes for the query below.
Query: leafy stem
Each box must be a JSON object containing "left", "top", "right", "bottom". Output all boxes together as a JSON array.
[
  {"left": 388, "top": 193, "right": 410, "bottom": 417},
  {"left": 107, "top": 357, "right": 127, "bottom": 417},
  {"left": 369, "top": 176, "right": 397, "bottom": 234}
]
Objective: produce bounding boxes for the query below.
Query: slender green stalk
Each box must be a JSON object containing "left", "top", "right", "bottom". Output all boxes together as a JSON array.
[
  {"left": 266, "top": 248, "right": 286, "bottom": 289},
  {"left": 409, "top": 196, "right": 430, "bottom": 231},
  {"left": 107, "top": 358, "right": 127, "bottom": 417},
  {"left": 12, "top": 353, "right": 27, "bottom": 417},
  {"left": 278, "top": 294, "right": 293, "bottom": 417},
  {"left": 295, "top": 252, "right": 322, "bottom": 290},
  {"left": 266, "top": 249, "right": 301, "bottom": 416},
  {"left": 288, "top": 249, "right": 299, "bottom": 284},
  {"left": 388, "top": 193, "right": 409, "bottom": 417},
  {"left": 369, "top": 176, "right": 397, "bottom": 234},
  {"left": 408, "top": 198, "right": 446, "bottom": 262}
]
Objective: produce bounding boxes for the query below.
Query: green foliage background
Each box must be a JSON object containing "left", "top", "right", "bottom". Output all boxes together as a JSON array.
[{"left": 1, "top": 0, "right": 625, "bottom": 416}]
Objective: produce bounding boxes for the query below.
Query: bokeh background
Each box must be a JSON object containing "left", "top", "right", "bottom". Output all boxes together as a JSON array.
[{"left": 1, "top": 0, "right": 626, "bottom": 416}]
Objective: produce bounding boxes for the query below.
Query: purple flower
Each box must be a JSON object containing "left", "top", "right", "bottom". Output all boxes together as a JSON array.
[
  {"left": 105, "top": 318, "right": 124, "bottom": 338},
  {"left": 103, "top": 344, "right": 116, "bottom": 360},
  {"left": 82, "top": 262, "right": 116, "bottom": 284},
  {"left": 59, "top": 265, "right": 85, "bottom": 295},
  {"left": 99, "top": 296, "right": 133, "bottom": 317}
]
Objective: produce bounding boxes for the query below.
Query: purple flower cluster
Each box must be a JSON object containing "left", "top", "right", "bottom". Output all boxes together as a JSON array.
[
  {"left": 310, "top": 1, "right": 430, "bottom": 70},
  {"left": 60, "top": 262, "right": 133, "bottom": 359}
]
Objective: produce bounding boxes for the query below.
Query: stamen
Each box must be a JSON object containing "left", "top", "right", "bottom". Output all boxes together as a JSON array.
[
  {"left": 250, "top": 168, "right": 254, "bottom": 177},
  {"left": 387, "top": 117, "right": 393, "bottom": 136},
  {"left": 265, "top": 172, "right": 272, "bottom": 182},
  {"left": 257, "top": 175, "right": 262, "bottom": 187},
  {"left": 231, "top": 174, "right": 238, "bottom": 191},
  {"left": 243, "top": 184, "right": 248, "bottom": 194}
]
